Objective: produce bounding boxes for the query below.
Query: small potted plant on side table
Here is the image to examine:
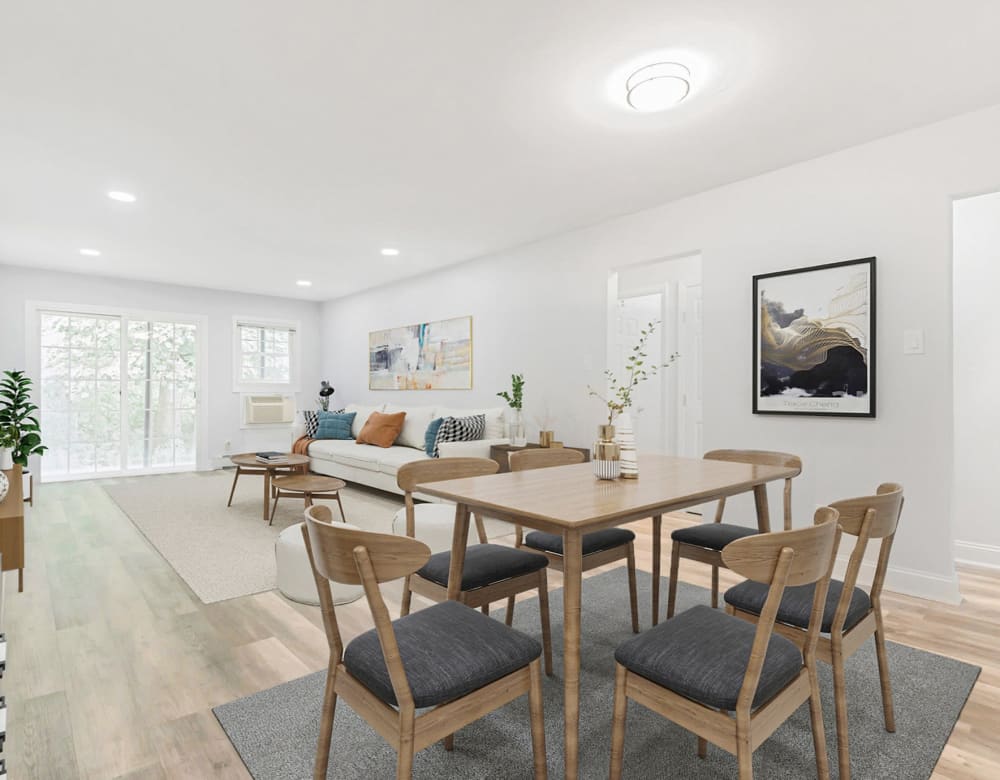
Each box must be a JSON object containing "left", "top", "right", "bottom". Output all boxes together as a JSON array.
[{"left": 497, "top": 373, "right": 527, "bottom": 446}]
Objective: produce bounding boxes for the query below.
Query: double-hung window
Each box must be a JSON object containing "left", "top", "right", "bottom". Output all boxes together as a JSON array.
[{"left": 233, "top": 318, "right": 299, "bottom": 392}]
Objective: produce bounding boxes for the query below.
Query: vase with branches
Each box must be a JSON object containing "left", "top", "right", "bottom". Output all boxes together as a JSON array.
[{"left": 497, "top": 373, "right": 527, "bottom": 446}]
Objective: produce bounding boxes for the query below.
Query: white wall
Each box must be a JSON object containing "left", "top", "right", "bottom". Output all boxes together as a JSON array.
[
  {"left": 0, "top": 264, "right": 323, "bottom": 468},
  {"left": 953, "top": 191, "right": 1000, "bottom": 569},
  {"left": 323, "top": 104, "right": 1000, "bottom": 603}
]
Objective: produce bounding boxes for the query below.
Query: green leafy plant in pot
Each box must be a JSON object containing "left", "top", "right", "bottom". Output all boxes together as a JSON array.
[
  {"left": 0, "top": 370, "right": 47, "bottom": 469},
  {"left": 497, "top": 373, "right": 527, "bottom": 446}
]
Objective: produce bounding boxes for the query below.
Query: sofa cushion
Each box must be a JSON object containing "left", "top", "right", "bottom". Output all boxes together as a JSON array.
[
  {"left": 425, "top": 417, "right": 445, "bottom": 457},
  {"left": 344, "top": 403, "right": 386, "bottom": 439},
  {"left": 307, "top": 439, "right": 380, "bottom": 472},
  {"left": 356, "top": 411, "right": 406, "bottom": 448},
  {"left": 315, "top": 411, "right": 356, "bottom": 440},
  {"left": 433, "top": 414, "right": 485, "bottom": 457},
  {"left": 302, "top": 409, "right": 320, "bottom": 437},
  {"left": 386, "top": 404, "right": 436, "bottom": 450},
  {"left": 436, "top": 406, "right": 505, "bottom": 439},
  {"left": 377, "top": 445, "right": 430, "bottom": 476}
]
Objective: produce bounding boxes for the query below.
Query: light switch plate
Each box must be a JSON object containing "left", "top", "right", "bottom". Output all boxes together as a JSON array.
[{"left": 903, "top": 329, "right": 925, "bottom": 355}]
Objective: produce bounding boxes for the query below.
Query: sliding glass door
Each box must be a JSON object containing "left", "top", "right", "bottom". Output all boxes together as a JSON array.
[{"left": 38, "top": 309, "right": 200, "bottom": 481}]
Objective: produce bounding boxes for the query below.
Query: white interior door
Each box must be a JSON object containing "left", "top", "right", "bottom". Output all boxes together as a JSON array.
[{"left": 677, "top": 282, "right": 704, "bottom": 458}]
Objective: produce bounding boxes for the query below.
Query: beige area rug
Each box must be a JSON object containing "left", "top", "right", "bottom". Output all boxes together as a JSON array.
[{"left": 102, "top": 469, "right": 406, "bottom": 604}]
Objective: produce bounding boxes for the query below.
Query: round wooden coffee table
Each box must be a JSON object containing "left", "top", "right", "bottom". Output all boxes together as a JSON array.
[
  {"left": 227, "top": 453, "right": 311, "bottom": 522},
  {"left": 270, "top": 474, "right": 347, "bottom": 525}
]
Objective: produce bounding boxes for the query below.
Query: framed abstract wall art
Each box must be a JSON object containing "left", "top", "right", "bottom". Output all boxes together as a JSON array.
[
  {"left": 753, "top": 257, "right": 875, "bottom": 417},
  {"left": 368, "top": 315, "right": 473, "bottom": 390}
]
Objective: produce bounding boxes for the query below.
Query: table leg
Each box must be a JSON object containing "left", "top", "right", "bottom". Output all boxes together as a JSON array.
[
  {"left": 562, "top": 528, "right": 583, "bottom": 780},
  {"left": 263, "top": 470, "right": 272, "bottom": 523},
  {"left": 753, "top": 485, "right": 772, "bottom": 533},
  {"left": 445, "top": 504, "right": 471, "bottom": 602},
  {"left": 651, "top": 514, "right": 662, "bottom": 626},
  {"left": 227, "top": 466, "right": 241, "bottom": 507}
]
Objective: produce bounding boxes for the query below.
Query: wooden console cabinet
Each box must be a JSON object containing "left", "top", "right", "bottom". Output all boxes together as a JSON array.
[{"left": 0, "top": 466, "right": 24, "bottom": 592}]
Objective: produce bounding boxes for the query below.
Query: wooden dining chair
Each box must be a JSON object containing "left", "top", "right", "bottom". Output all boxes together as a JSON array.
[
  {"left": 397, "top": 457, "right": 554, "bottom": 675},
  {"left": 301, "top": 506, "right": 548, "bottom": 780},
  {"left": 666, "top": 449, "right": 803, "bottom": 619},
  {"left": 725, "top": 483, "right": 904, "bottom": 780},
  {"left": 610, "top": 510, "right": 842, "bottom": 780},
  {"left": 509, "top": 448, "right": 639, "bottom": 634}
]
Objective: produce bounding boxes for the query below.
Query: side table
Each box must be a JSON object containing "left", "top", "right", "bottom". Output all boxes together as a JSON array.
[{"left": 0, "top": 467, "right": 24, "bottom": 592}]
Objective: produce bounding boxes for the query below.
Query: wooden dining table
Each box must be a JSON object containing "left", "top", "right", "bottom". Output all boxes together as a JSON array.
[{"left": 417, "top": 453, "right": 800, "bottom": 779}]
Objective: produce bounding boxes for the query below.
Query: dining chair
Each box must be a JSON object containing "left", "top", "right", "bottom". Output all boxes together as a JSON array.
[
  {"left": 725, "top": 483, "right": 904, "bottom": 780},
  {"left": 396, "top": 457, "right": 554, "bottom": 675},
  {"left": 509, "top": 448, "right": 639, "bottom": 634},
  {"left": 610, "top": 510, "right": 842, "bottom": 780},
  {"left": 666, "top": 449, "right": 803, "bottom": 619},
  {"left": 301, "top": 506, "right": 548, "bottom": 780}
]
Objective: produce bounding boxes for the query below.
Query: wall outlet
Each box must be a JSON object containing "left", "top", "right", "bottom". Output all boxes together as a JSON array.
[
  {"left": 224, "top": 440, "right": 232, "bottom": 452},
  {"left": 903, "top": 329, "right": 925, "bottom": 355}
]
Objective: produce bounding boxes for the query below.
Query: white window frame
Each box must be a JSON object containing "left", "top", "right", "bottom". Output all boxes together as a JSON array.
[
  {"left": 25, "top": 300, "right": 209, "bottom": 480},
  {"left": 232, "top": 316, "right": 301, "bottom": 393}
]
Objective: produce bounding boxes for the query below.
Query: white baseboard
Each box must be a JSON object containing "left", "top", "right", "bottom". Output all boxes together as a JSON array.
[
  {"left": 832, "top": 555, "right": 962, "bottom": 604},
  {"left": 953, "top": 540, "right": 1000, "bottom": 571}
]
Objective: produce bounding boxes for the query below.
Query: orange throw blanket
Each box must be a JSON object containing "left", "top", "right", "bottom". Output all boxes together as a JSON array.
[{"left": 292, "top": 435, "right": 314, "bottom": 455}]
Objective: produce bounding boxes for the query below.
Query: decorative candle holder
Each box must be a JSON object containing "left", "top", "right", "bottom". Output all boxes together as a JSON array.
[
  {"left": 539, "top": 430, "right": 554, "bottom": 447},
  {"left": 593, "top": 424, "right": 621, "bottom": 480}
]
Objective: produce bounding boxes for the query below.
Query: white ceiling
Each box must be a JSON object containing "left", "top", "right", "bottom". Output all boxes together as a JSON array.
[{"left": 3, "top": 2, "right": 1000, "bottom": 301}]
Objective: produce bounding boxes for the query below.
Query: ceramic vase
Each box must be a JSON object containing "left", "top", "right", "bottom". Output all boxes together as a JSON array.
[
  {"left": 508, "top": 409, "right": 527, "bottom": 447},
  {"left": 593, "top": 424, "right": 621, "bottom": 479},
  {"left": 615, "top": 412, "right": 639, "bottom": 479},
  {"left": 0, "top": 448, "right": 13, "bottom": 471}
]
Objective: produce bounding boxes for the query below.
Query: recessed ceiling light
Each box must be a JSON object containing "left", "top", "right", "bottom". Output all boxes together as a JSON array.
[
  {"left": 625, "top": 62, "right": 691, "bottom": 112},
  {"left": 380, "top": 247, "right": 400, "bottom": 257},
  {"left": 107, "top": 190, "right": 137, "bottom": 203},
  {"left": 79, "top": 248, "right": 101, "bottom": 257},
  {"left": 296, "top": 280, "right": 312, "bottom": 287}
]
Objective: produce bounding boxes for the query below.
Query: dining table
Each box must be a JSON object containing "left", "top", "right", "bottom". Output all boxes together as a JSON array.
[{"left": 416, "top": 453, "right": 801, "bottom": 779}]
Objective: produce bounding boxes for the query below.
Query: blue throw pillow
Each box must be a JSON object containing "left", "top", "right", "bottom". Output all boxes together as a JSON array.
[
  {"left": 425, "top": 417, "right": 445, "bottom": 457},
  {"left": 316, "top": 411, "right": 356, "bottom": 440}
]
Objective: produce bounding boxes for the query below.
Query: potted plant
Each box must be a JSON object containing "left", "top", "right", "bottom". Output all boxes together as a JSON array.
[
  {"left": 0, "top": 370, "right": 47, "bottom": 469},
  {"left": 497, "top": 373, "right": 527, "bottom": 446}
]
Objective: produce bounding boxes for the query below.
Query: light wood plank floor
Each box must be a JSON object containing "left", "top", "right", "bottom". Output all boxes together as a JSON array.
[{"left": 4, "top": 479, "right": 997, "bottom": 778}]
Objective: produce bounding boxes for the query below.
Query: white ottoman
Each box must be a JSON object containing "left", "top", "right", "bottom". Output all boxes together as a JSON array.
[
  {"left": 392, "top": 503, "right": 515, "bottom": 551},
  {"left": 275, "top": 521, "right": 364, "bottom": 606}
]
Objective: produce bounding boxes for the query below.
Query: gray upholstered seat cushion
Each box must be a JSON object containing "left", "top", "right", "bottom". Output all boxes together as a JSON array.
[
  {"left": 670, "top": 522, "right": 758, "bottom": 550},
  {"left": 416, "top": 543, "right": 548, "bottom": 591},
  {"left": 344, "top": 600, "right": 541, "bottom": 708},
  {"left": 524, "top": 528, "right": 636, "bottom": 556},
  {"left": 614, "top": 605, "right": 802, "bottom": 711},
  {"left": 724, "top": 578, "right": 872, "bottom": 633}
]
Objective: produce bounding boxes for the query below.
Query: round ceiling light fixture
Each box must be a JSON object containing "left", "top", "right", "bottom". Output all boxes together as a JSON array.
[
  {"left": 296, "top": 279, "right": 312, "bottom": 287},
  {"left": 380, "top": 247, "right": 400, "bottom": 257},
  {"left": 107, "top": 190, "right": 137, "bottom": 203},
  {"left": 625, "top": 61, "right": 691, "bottom": 112},
  {"left": 79, "top": 248, "right": 102, "bottom": 257}
]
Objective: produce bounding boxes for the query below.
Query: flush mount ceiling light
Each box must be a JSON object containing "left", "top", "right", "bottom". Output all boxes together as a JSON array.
[
  {"left": 107, "top": 190, "right": 137, "bottom": 203},
  {"left": 296, "top": 280, "right": 312, "bottom": 287},
  {"left": 625, "top": 61, "right": 691, "bottom": 112},
  {"left": 380, "top": 247, "right": 400, "bottom": 257},
  {"left": 79, "top": 248, "right": 101, "bottom": 257}
]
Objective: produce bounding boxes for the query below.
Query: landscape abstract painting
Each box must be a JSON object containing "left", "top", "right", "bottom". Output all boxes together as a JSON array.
[
  {"left": 369, "top": 315, "right": 473, "bottom": 390},
  {"left": 753, "top": 257, "right": 875, "bottom": 417}
]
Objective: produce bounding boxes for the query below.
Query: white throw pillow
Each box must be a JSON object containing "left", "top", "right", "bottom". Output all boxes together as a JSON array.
[
  {"left": 435, "top": 406, "right": 506, "bottom": 439},
  {"left": 385, "top": 404, "right": 435, "bottom": 450},
  {"left": 344, "top": 403, "right": 386, "bottom": 439}
]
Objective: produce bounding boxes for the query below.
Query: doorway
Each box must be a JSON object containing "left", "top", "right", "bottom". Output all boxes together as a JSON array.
[{"left": 608, "top": 253, "right": 703, "bottom": 457}]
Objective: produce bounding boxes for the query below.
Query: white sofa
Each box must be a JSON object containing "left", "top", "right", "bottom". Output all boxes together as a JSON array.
[{"left": 292, "top": 402, "right": 509, "bottom": 495}]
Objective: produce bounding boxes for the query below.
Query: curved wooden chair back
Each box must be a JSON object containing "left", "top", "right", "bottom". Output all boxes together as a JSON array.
[
  {"left": 826, "top": 483, "right": 904, "bottom": 630},
  {"left": 302, "top": 506, "right": 433, "bottom": 711},
  {"left": 396, "top": 457, "right": 499, "bottom": 492},
  {"left": 705, "top": 449, "right": 803, "bottom": 531},
  {"left": 509, "top": 448, "right": 585, "bottom": 472},
  {"left": 722, "top": 509, "right": 841, "bottom": 713}
]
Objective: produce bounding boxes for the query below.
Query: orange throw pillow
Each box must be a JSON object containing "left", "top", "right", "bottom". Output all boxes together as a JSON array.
[{"left": 356, "top": 411, "right": 407, "bottom": 448}]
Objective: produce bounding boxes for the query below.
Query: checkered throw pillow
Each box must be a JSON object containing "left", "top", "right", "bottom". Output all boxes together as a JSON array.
[
  {"left": 432, "top": 414, "right": 486, "bottom": 457},
  {"left": 303, "top": 410, "right": 320, "bottom": 437}
]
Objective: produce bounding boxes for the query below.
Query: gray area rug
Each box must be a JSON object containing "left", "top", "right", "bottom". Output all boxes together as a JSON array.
[
  {"left": 213, "top": 569, "right": 979, "bottom": 779},
  {"left": 102, "top": 470, "right": 404, "bottom": 603}
]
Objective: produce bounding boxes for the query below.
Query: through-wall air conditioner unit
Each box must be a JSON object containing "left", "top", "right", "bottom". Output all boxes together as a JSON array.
[{"left": 242, "top": 394, "right": 295, "bottom": 426}]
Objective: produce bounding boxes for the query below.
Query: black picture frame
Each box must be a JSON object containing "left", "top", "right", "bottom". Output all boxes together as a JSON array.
[{"left": 752, "top": 256, "right": 876, "bottom": 418}]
